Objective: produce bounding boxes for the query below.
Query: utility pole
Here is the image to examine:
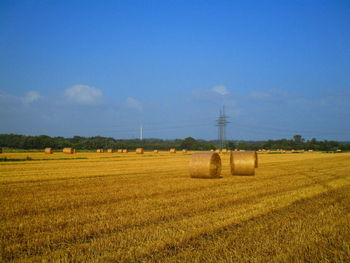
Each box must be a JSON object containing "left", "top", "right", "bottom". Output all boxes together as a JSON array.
[{"left": 216, "top": 106, "right": 230, "bottom": 149}]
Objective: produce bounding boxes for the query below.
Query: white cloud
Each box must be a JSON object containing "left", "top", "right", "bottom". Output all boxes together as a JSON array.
[
  {"left": 212, "top": 85, "right": 229, "bottom": 96},
  {"left": 64, "top": 84, "right": 103, "bottom": 105},
  {"left": 125, "top": 97, "right": 142, "bottom": 111},
  {"left": 22, "top": 91, "right": 41, "bottom": 103}
]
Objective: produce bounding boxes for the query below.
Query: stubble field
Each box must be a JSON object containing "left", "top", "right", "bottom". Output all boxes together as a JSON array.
[{"left": 1, "top": 151, "right": 350, "bottom": 262}]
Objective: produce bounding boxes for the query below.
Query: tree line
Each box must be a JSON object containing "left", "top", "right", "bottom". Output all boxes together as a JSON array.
[{"left": 0, "top": 134, "right": 349, "bottom": 151}]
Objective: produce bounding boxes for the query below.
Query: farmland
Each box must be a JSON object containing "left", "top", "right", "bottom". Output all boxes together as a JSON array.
[{"left": 1, "top": 151, "right": 350, "bottom": 262}]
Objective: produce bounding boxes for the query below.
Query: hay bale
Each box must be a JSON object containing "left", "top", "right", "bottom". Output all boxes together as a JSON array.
[
  {"left": 136, "top": 148, "right": 144, "bottom": 154},
  {"left": 117, "top": 149, "right": 123, "bottom": 153},
  {"left": 222, "top": 149, "right": 228, "bottom": 154},
  {"left": 189, "top": 152, "right": 221, "bottom": 178},
  {"left": 170, "top": 148, "right": 176, "bottom": 153},
  {"left": 215, "top": 149, "right": 221, "bottom": 154},
  {"left": 122, "top": 149, "right": 128, "bottom": 153},
  {"left": 44, "top": 148, "right": 53, "bottom": 154},
  {"left": 97, "top": 149, "right": 104, "bottom": 153},
  {"left": 107, "top": 149, "right": 114, "bottom": 153},
  {"left": 210, "top": 149, "right": 214, "bottom": 152},
  {"left": 230, "top": 151, "right": 257, "bottom": 176},
  {"left": 154, "top": 150, "right": 159, "bottom": 153},
  {"left": 182, "top": 149, "right": 187, "bottom": 153},
  {"left": 63, "top": 148, "right": 74, "bottom": 154}
]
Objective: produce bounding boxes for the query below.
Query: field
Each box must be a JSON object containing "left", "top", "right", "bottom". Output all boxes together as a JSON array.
[{"left": 1, "top": 151, "right": 350, "bottom": 262}]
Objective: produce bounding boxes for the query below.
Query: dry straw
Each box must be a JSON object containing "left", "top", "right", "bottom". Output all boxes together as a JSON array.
[
  {"left": 230, "top": 151, "right": 257, "bottom": 176},
  {"left": 222, "top": 149, "right": 228, "bottom": 154},
  {"left": 136, "top": 148, "right": 144, "bottom": 154},
  {"left": 117, "top": 149, "right": 123, "bottom": 153},
  {"left": 44, "top": 148, "right": 53, "bottom": 154},
  {"left": 189, "top": 152, "right": 221, "bottom": 178},
  {"left": 63, "top": 148, "right": 74, "bottom": 154},
  {"left": 154, "top": 150, "right": 159, "bottom": 153},
  {"left": 107, "top": 149, "right": 114, "bottom": 153},
  {"left": 182, "top": 149, "right": 187, "bottom": 153},
  {"left": 170, "top": 148, "right": 176, "bottom": 153},
  {"left": 97, "top": 149, "right": 104, "bottom": 153},
  {"left": 122, "top": 149, "right": 128, "bottom": 153},
  {"left": 215, "top": 149, "right": 221, "bottom": 154}
]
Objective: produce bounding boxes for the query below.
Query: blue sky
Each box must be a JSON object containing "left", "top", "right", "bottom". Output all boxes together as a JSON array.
[{"left": 0, "top": 0, "right": 349, "bottom": 140}]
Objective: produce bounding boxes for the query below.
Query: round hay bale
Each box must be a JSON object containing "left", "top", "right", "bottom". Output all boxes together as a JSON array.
[
  {"left": 215, "top": 149, "right": 221, "bottom": 154},
  {"left": 154, "top": 150, "right": 159, "bottom": 153},
  {"left": 170, "top": 148, "right": 176, "bottom": 153},
  {"left": 222, "top": 149, "right": 228, "bottom": 154},
  {"left": 63, "top": 148, "right": 74, "bottom": 154},
  {"left": 122, "top": 149, "right": 128, "bottom": 153},
  {"left": 210, "top": 149, "right": 214, "bottom": 152},
  {"left": 44, "top": 148, "right": 53, "bottom": 154},
  {"left": 117, "top": 149, "right": 123, "bottom": 153},
  {"left": 189, "top": 152, "right": 221, "bottom": 178},
  {"left": 97, "top": 149, "right": 104, "bottom": 153},
  {"left": 230, "top": 151, "right": 257, "bottom": 176},
  {"left": 107, "top": 149, "right": 114, "bottom": 153},
  {"left": 136, "top": 148, "right": 144, "bottom": 154},
  {"left": 182, "top": 149, "right": 187, "bottom": 153}
]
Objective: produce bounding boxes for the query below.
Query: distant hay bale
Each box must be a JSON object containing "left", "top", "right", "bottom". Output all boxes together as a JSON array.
[
  {"left": 63, "top": 148, "right": 74, "bottom": 154},
  {"left": 97, "top": 149, "right": 104, "bottom": 153},
  {"left": 215, "top": 149, "right": 221, "bottom": 154},
  {"left": 154, "top": 150, "right": 159, "bottom": 153},
  {"left": 308, "top": 149, "right": 313, "bottom": 152},
  {"left": 107, "top": 149, "right": 114, "bottom": 153},
  {"left": 170, "top": 148, "right": 176, "bottom": 153},
  {"left": 210, "top": 149, "right": 214, "bottom": 152},
  {"left": 73, "top": 149, "right": 76, "bottom": 153},
  {"left": 239, "top": 149, "right": 245, "bottom": 152},
  {"left": 230, "top": 151, "right": 257, "bottom": 176},
  {"left": 222, "top": 149, "right": 228, "bottom": 154},
  {"left": 117, "top": 149, "right": 123, "bottom": 153},
  {"left": 122, "top": 149, "right": 128, "bottom": 153},
  {"left": 136, "top": 148, "right": 144, "bottom": 154},
  {"left": 182, "top": 149, "right": 187, "bottom": 153},
  {"left": 336, "top": 149, "right": 342, "bottom": 152},
  {"left": 44, "top": 148, "right": 53, "bottom": 154},
  {"left": 189, "top": 152, "right": 221, "bottom": 179}
]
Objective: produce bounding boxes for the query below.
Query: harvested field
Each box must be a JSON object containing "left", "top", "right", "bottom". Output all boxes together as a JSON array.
[{"left": 1, "top": 152, "right": 350, "bottom": 262}]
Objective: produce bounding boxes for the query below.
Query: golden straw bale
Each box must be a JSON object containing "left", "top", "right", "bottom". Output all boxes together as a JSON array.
[
  {"left": 215, "top": 149, "right": 221, "bottom": 154},
  {"left": 182, "top": 149, "right": 187, "bottom": 153},
  {"left": 189, "top": 152, "right": 221, "bottom": 178},
  {"left": 136, "top": 148, "right": 144, "bottom": 154},
  {"left": 154, "top": 150, "right": 159, "bottom": 153},
  {"left": 210, "top": 149, "right": 214, "bottom": 152},
  {"left": 44, "top": 148, "right": 53, "bottom": 154},
  {"left": 97, "top": 149, "right": 104, "bottom": 153},
  {"left": 222, "top": 149, "right": 228, "bottom": 154},
  {"left": 336, "top": 149, "right": 342, "bottom": 152},
  {"left": 122, "top": 149, "right": 128, "bottom": 153},
  {"left": 230, "top": 151, "right": 257, "bottom": 176},
  {"left": 63, "top": 148, "right": 74, "bottom": 154},
  {"left": 107, "top": 149, "right": 114, "bottom": 153},
  {"left": 170, "top": 148, "right": 176, "bottom": 153},
  {"left": 117, "top": 149, "right": 123, "bottom": 153}
]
